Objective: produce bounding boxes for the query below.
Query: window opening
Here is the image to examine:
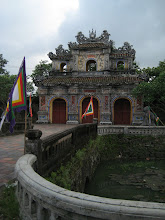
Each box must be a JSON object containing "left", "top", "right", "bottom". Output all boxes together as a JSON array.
[{"left": 86, "top": 60, "right": 97, "bottom": 71}]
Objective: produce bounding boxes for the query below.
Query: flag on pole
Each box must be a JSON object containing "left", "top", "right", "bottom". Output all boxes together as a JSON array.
[
  {"left": 82, "top": 97, "right": 94, "bottom": 119},
  {"left": 29, "top": 93, "right": 33, "bottom": 117},
  {"left": 0, "top": 109, "right": 8, "bottom": 131},
  {"left": 6, "top": 57, "right": 27, "bottom": 133},
  {"left": 148, "top": 106, "right": 151, "bottom": 126},
  {"left": 156, "top": 116, "right": 160, "bottom": 126}
]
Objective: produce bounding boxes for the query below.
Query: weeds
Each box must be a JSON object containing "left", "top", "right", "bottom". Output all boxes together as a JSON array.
[{"left": 0, "top": 182, "right": 20, "bottom": 220}]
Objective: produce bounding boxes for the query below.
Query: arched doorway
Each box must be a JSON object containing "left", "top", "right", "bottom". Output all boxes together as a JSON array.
[
  {"left": 52, "top": 99, "right": 66, "bottom": 124},
  {"left": 86, "top": 60, "right": 97, "bottom": 71},
  {"left": 117, "top": 61, "right": 125, "bottom": 70},
  {"left": 60, "top": 63, "right": 67, "bottom": 72},
  {"left": 82, "top": 97, "right": 98, "bottom": 123},
  {"left": 114, "top": 99, "right": 131, "bottom": 125}
]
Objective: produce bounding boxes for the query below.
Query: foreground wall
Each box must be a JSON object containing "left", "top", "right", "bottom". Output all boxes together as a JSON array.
[{"left": 15, "top": 154, "right": 165, "bottom": 220}]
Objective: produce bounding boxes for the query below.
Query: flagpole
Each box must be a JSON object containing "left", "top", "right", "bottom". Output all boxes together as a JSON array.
[
  {"left": 150, "top": 107, "right": 164, "bottom": 126},
  {"left": 24, "top": 110, "right": 27, "bottom": 154},
  {"left": 31, "top": 114, "right": 32, "bottom": 128}
]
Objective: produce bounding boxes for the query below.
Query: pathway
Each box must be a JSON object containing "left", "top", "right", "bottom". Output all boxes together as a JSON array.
[{"left": 0, "top": 124, "right": 76, "bottom": 188}]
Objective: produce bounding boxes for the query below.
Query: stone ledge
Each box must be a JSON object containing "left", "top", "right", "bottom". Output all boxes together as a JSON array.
[{"left": 15, "top": 154, "right": 165, "bottom": 220}]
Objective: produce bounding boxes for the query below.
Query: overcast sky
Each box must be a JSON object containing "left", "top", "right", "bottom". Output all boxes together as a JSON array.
[{"left": 1, "top": 0, "right": 165, "bottom": 76}]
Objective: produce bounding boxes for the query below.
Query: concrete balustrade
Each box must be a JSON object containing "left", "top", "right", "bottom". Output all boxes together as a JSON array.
[
  {"left": 98, "top": 125, "right": 165, "bottom": 136},
  {"left": 15, "top": 124, "right": 165, "bottom": 219},
  {"left": 15, "top": 154, "right": 165, "bottom": 220}
]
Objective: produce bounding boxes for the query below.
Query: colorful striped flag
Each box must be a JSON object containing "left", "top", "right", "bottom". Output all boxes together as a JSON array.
[
  {"left": 82, "top": 97, "right": 94, "bottom": 119},
  {"left": 6, "top": 57, "right": 27, "bottom": 133},
  {"left": 29, "top": 93, "right": 33, "bottom": 117}
]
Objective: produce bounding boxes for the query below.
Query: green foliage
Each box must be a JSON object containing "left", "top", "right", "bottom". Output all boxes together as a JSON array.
[
  {"left": 132, "top": 71, "right": 165, "bottom": 112},
  {"left": 31, "top": 60, "right": 51, "bottom": 81},
  {"left": 89, "top": 135, "right": 125, "bottom": 160},
  {"left": 0, "top": 183, "right": 20, "bottom": 219},
  {"left": 142, "top": 60, "right": 165, "bottom": 77},
  {"left": 47, "top": 134, "right": 165, "bottom": 190},
  {"left": 26, "top": 76, "right": 36, "bottom": 94},
  {"left": 0, "top": 54, "right": 9, "bottom": 75},
  {"left": 46, "top": 148, "right": 87, "bottom": 190},
  {"left": 117, "top": 63, "right": 124, "bottom": 70},
  {"left": 0, "top": 74, "right": 17, "bottom": 110},
  {"left": 132, "top": 60, "right": 165, "bottom": 114}
]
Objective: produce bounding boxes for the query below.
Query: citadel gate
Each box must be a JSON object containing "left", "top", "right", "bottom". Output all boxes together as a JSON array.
[{"left": 36, "top": 30, "right": 144, "bottom": 125}]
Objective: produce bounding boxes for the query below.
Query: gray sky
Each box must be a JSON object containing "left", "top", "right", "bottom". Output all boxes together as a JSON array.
[{"left": 1, "top": 0, "right": 165, "bottom": 76}]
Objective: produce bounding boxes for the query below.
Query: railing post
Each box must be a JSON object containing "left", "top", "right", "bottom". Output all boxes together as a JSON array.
[{"left": 25, "top": 129, "right": 43, "bottom": 174}]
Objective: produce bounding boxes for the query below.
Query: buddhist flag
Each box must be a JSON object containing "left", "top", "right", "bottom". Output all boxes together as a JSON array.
[
  {"left": 29, "top": 93, "right": 33, "bottom": 117},
  {"left": 82, "top": 97, "right": 94, "bottom": 119},
  {"left": 6, "top": 57, "right": 27, "bottom": 133}
]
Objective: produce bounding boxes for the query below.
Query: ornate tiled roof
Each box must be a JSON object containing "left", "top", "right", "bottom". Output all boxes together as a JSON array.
[
  {"left": 37, "top": 75, "right": 142, "bottom": 86},
  {"left": 68, "top": 42, "right": 108, "bottom": 49}
]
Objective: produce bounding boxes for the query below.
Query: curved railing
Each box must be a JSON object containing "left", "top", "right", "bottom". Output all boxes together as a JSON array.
[{"left": 15, "top": 154, "right": 165, "bottom": 220}]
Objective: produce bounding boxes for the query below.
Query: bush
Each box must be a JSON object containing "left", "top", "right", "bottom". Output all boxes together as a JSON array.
[{"left": 0, "top": 182, "right": 20, "bottom": 219}]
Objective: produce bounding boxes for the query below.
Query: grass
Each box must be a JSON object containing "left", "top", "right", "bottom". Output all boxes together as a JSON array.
[{"left": 0, "top": 182, "right": 20, "bottom": 220}]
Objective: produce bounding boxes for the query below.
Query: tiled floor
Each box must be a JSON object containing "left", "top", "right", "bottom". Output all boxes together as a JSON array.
[{"left": 0, "top": 124, "right": 76, "bottom": 187}]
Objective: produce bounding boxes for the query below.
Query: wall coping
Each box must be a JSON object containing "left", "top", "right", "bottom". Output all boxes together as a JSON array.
[
  {"left": 15, "top": 154, "right": 165, "bottom": 219},
  {"left": 98, "top": 125, "right": 165, "bottom": 136}
]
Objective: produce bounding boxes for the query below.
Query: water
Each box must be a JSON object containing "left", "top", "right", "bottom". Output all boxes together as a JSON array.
[{"left": 84, "top": 160, "right": 165, "bottom": 202}]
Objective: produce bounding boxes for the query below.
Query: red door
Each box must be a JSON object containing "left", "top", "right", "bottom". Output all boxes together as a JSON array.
[
  {"left": 52, "top": 99, "right": 66, "bottom": 124},
  {"left": 114, "top": 99, "right": 131, "bottom": 125},
  {"left": 82, "top": 97, "right": 98, "bottom": 123}
]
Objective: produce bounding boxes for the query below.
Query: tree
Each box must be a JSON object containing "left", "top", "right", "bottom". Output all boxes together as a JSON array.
[
  {"left": 31, "top": 60, "right": 51, "bottom": 81},
  {"left": 132, "top": 60, "right": 165, "bottom": 117},
  {"left": 0, "top": 54, "right": 9, "bottom": 75},
  {"left": 0, "top": 74, "right": 17, "bottom": 113}
]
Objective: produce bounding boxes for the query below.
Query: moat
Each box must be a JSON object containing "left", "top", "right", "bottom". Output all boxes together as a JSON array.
[{"left": 85, "top": 159, "right": 165, "bottom": 203}]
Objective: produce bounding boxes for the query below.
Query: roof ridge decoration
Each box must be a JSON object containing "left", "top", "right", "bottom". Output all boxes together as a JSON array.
[
  {"left": 68, "top": 30, "right": 114, "bottom": 49},
  {"left": 48, "top": 44, "right": 71, "bottom": 60},
  {"left": 115, "top": 42, "right": 136, "bottom": 56}
]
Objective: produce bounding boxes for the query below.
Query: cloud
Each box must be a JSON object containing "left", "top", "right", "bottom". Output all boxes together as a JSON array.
[
  {"left": 0, "top": 0, "right": 79, "bottom": 75},
  {"left": 1, "top": 0, "right": 165, "bottom": 75}
]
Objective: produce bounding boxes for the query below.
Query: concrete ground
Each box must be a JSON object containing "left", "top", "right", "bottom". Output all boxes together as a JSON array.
[{"left": 0, "top": 124, "right": 76, "bottom": 188}]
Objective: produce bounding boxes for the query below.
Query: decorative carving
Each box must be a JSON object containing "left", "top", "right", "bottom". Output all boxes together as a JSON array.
[
  {"left": 48, "top": 52, "right": 56, "bottom": 60},
  {"left": 40, "top": 96, "right": 46, "bottom": 111},
  {"left": 78, "top": 55, "right": 85, "bottom": 71},
  {"left": 55, "top": 45, "right": 70, "bottom": 56},
  {"left": 99, "top": 30, "right": 110, "bottom": 43},
  {"left": 41, "top": 96, "right": 45, "bottom": 106},
  {"left": 104, "top": 54, "right": 109, "bottom": 69},
  {"left": 68, "top": 42, "right": 78, "bottom": 49},
  {"left": 69, "top": 30, "right": 113, "bottom": 48},
  {"left": 70, "top": 96, "right": 76, "bottom": 112},
  {"left": 98, "top": 55, "right": 104, "bottom": 70},
  {"left": 76, "top": 32, "right": 88, "bottom": 43},
  {"left": 104, "top": 96, "right": 109, "bottom": 111},
  {"left": 118, "top": 42, "right": 136, "bottom": 56},
  {"left": 48, "top": 45, "right": 71, "bottom": 61}
]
